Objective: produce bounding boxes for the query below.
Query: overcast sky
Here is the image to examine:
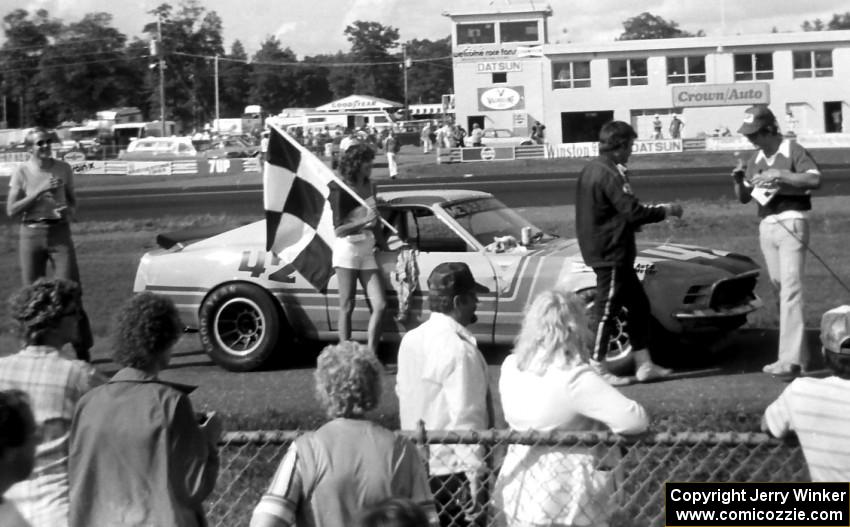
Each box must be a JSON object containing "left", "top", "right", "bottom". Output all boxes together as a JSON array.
[{"left": 3, "top": 0, "right": 848, "bottom": 56}]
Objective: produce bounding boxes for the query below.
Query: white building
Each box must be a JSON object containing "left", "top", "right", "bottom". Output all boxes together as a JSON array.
[{"left": 444, "top": 2, "right": 849, "bottom": 144}]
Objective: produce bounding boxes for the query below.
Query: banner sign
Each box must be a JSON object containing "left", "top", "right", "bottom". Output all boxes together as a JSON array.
[
  {"left": 796, "top": 133, "right": 850, "bottom": 149},
  {"left": 476, "top": 61, "right": 523, "bottom": 74},
  {"left": 705, "top": 137, "right": 757, "bottom": 151},
  {"left": 477, "top": 86, "right": 525, "bottom": 111},
  {"left": 460, "top": 146, "right": 516, "bottom": 162},
  {"left": 551, "top": 139, "right": 682, "bottom": 159},
  {"left": 672, "top": 83, "right": 770, "bottom": 108}
]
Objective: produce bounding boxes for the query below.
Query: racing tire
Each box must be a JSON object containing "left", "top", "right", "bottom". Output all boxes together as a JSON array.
[{"left": 199, "top": 283, "right": 283, "bottom": 372}]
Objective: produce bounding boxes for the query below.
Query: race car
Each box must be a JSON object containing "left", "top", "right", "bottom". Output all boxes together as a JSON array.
[{"left": 133, "top": 190, "right": 762, "bottom": 372}]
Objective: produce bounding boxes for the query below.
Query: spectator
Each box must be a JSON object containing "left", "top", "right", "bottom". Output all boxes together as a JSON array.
[
  {"left": 668, "top": 115, "right": 684, "bottom": 139},
  {"left": 0, "top": 390, "right": 38, "bottom": 527},
  {"left": 531, "top": 121, "right": 546, "bottom": 145},
  {"left": 454, "top": 125, "right": 467, "bottom": 148},
  {"left": 68, "top": 292, "right": 221, "bottom": 527},
  {"left": 575, "top": 120, "right": 682, "bottom": 385},
  {"left": 361, "top": 498, "right": 431, "bottom": 527},
  {"left": 5, "top": 127, "right": 93, "bottom": 362},
  {"left": 383, "top": 129, "right": 401, "bottom": 179},
  {"left": 0, "top": 278, "right": 102, "bottom": 527},
  {"left": 731, "top": 105, "right": 821, "bottom": 379},
  {"left": 651, "top": 114, "right": 663, "bottom": 139},
  {"left": 396, "top": 262, "right": 493, "bottom": 527},
  {"left": 494, "top": 290, "right": 649, "bottom": 526},
  {"left": 250, "top": 341, "right": 438, "bottom": 527},
  {"left": 470, "top": 123, "right": 484, "bottom": 147},
  {"left": 762, "top": 305, "right": 850, "bottom": 480},
  {"left": 330, "top": 143, "right": 388, "bottom": 357},
  {"left": 420, "top": 122, "right": 433, "bottom": 154}
]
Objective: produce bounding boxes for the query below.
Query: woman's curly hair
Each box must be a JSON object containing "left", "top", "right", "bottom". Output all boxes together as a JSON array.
[
  {"left": 9, "top": 278, "right": 81, "bottom": 345},
  {"left": 512, "top": 289, "right": 592, "bottom": 375},
  {"left": 314, "top": 340, "right": 382, "bottom": 418},
  {"left": 338, "top": 142, "right": 376, "bottom": 184},
  {"left": 112, "top": 292, "right": 182, "bottom": 370}
]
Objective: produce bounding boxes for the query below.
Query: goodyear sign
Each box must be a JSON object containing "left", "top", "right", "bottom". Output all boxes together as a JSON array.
[{"left": 672, "top": 82, "right": 769, "bottom": 108}]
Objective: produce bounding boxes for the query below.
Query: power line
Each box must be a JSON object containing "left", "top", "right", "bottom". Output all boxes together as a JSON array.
[
  {"left": 171, "top": 50, "right": 451, "bottom": 68},
  {"left": 0, "top": 36, "right": 137, "bottom": 53},
  {"left": 0, "top": 54, "right": 149, "bottom": 74}
]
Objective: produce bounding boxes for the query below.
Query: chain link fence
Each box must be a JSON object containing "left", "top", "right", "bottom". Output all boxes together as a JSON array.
[{"left": 207, "top": 427, "right": 807, "bottom": 527}]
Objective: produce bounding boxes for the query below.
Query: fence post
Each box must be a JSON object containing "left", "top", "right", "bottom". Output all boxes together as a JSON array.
[{"left": 416, "top": 419, "right": 430, "bottom": 473}]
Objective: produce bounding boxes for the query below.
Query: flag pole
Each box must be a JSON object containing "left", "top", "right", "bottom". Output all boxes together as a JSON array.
[{"left": 268, "top": 124, "right": 398, "bottom": 235}]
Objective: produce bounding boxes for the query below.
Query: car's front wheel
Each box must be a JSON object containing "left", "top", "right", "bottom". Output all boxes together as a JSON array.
[
  {"left": 577, "top": 289, "right": 635, "bottom": 375},
  {"left": 199, "top": 283, "right": 282, "bottom": 372}
]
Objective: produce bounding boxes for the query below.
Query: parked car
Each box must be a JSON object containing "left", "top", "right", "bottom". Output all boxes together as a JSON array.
[
  {"left": 201, "top": 135, "right": 260, "bottom": 158},
  {"left": 118, "top": 137, "right": 198, "bottom": 160},
  {"left": 480, "top": 128, "right": 534, "bottom": 147},
  {"left": 134, "top": 190, "right": 762, "bottom": 372}
]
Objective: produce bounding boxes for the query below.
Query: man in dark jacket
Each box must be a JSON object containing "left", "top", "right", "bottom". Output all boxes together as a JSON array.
[{"left": 575, "top": 121, "right": 683, "bottom": 385}]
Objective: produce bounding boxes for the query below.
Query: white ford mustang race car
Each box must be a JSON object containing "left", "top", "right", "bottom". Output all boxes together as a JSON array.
[{"left": 134, "top": 190, "right": 762, "bottom": 371}]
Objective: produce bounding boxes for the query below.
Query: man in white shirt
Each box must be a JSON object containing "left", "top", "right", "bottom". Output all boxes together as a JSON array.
[
  {"left": 762, "top": 306, "right": 850, "bottom": 481},
  {"left": 396, "top": 262, "right": 492, "bottom": 527}
]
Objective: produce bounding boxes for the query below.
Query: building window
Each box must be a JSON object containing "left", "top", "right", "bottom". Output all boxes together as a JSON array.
[
  {"left": 734, "top": 53, "right": 773, "bottom": 81},
  {"left": 500, "top": 21, "right": 538, "bottom": 43},
  {"left": 667, "top": 56, "right": 706, "bottom": 84},
  {"left": 552, "top": 61, "right": 591, "bottom": 89},
  {"left": 609, "top": 58, "right": 648, "bottom": 87},
  {"left": 492, "top": 72, "right": 507, "bottom": 83},
  {"left": 793, "top": 50, "right": 833, "bottom": 78},
  {"left": 457, "top": 23, "right": 495, "bottom": 45}
]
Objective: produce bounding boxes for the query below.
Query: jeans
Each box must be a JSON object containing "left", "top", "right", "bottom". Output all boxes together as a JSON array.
[
  {"left": 19, "top": 222, "right": 94, "bottom": 359},
  {"left": 759, "top": 216, "right": 809, "bottom": 368}
]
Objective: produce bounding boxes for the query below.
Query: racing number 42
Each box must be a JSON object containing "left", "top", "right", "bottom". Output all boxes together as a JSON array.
[{"left": 238, "top": 250, "right": 295, "bottom": 283}]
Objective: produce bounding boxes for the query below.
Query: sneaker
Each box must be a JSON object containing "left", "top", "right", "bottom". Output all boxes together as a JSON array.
[
  {"left": 635, "top": 362, "right": 673, "bottom": 383},
  {"left": 762, "top": 361, "right": 801, "bottom": 381},
  {"left": 589, "top": 360, "right": 632, "bottom": 386}
]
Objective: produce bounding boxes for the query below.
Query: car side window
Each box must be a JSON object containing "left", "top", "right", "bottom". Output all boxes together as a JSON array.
[{"left": 400, "top": 207, "right": 471, "bottom": 253}]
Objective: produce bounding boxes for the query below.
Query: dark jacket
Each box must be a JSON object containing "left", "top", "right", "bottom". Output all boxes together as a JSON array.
[{"left": 575, "top": 155, "right": 667, "bottom": 267}]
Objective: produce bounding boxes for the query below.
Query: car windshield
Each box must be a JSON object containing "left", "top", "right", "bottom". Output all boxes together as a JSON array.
[{"left": 441, "top": 197, "right": 556, "bottom": 246}]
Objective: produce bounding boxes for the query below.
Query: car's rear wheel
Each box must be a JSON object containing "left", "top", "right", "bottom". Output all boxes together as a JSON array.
[{"left": 199, "top": 283, "right": 283, "bottom": 372}]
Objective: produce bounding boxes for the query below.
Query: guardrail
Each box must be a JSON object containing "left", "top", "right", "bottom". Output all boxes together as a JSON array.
[
  {"left": 208, "top": 428, "right": 806, "bottom": 527},
  {"left": 0, "top": 157, "right": 261, "bottom": 177}
]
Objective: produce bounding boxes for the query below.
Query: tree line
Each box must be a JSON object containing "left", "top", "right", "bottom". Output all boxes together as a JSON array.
[
  {"left": 0, "top": 1, "right": 452, "bottom": 131},
  {"left": 1, "top": 3, "right": 847, "bottom": 132}
]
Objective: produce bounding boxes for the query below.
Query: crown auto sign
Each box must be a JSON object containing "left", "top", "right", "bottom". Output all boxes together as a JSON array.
[
  {"left": 478, "top": 86, "right": 525, "bottom": 111},
  {"left": 672, "top": 83, "right": 770, "bottom": 108}
]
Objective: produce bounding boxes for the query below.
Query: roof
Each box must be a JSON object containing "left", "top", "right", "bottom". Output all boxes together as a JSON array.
[
  {"left": 443, "top": 0, "right": 552, "bottom": 18},
  {"left": 378, "top": 189, "right": 492, "bottom": 206}
]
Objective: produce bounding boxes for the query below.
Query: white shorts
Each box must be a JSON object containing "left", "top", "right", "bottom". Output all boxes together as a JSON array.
[{"left": 332, "top": 231, "right": 378, "bottom": 270}]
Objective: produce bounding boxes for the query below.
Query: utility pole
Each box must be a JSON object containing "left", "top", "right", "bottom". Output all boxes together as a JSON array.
[
  {"left": 214, "top": 54, "right": 220, "bottom": 132},
  {"left": 157, "top": 14, "right": 167, "bottom": 136},
  {"left": 402, "top": 44, "right": 411, "bottom": 119}
]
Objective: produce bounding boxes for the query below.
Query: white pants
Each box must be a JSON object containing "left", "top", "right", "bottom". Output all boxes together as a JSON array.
[
  {"left": 759, "top": 216, "right": 809, "bottom": 368},
  {"left": 386, "top": 152, "right": 398, "bottom": 178}
]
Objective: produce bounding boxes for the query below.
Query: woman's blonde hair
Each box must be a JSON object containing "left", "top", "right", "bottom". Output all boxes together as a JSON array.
[{"left": 512, "top": 289, "right": 592, "bottom": 374}]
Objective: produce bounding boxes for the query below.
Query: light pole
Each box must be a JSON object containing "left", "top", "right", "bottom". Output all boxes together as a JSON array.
[
  {"left": 157, "top": 14, "right": 166, "bottom": 136},
  {"left": 402, "top": 44, "right": 411, "bottom": 119},
  {"left": 214, "top": 54, "right": 220, "bottom": 131}
]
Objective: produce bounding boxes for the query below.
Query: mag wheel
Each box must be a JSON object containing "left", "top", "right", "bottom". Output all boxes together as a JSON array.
[
  {"left": 577, "top": 289, "right": 634, "bottom": 375},
  {"left": 200, "top": 283, "right": 282, "bottom": 372}
]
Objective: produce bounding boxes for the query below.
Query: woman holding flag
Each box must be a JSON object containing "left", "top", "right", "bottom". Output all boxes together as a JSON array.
[{"left": 330, "top": 143, "right": 388, "bottom": 357}]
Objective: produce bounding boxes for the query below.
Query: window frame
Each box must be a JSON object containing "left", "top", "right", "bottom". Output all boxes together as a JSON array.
[
  {"left": 792, "top": 49, "right": 833, "bottom": 78},
  {"left": 552, "top": 60, "right": 591, "bottom": 89},
  {"left": 456, "top": 22, "right": 496, "bottom": 45},
  {"left": 499, "top": 20, "right": 539, "bottom": 43},
  {"left": 608, "top": 58, "right": 648, "bottom": 87},
  {"left": 666, "top": 55, "right": 707, "bottom": 84},
  {"left": 733, "top": 52, "right": 774, "bottom": 81}
]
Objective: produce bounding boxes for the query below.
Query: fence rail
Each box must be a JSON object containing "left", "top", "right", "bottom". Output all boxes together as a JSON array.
[{"left": 208, "top": 428, "right": 806, "bottom": 527}]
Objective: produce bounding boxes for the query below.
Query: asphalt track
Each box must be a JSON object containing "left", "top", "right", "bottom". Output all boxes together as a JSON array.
[{"left": 9, "top": 164, "right": 847, "bottom": 224}]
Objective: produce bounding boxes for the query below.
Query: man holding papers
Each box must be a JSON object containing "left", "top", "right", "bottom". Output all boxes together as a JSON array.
[{"left": 732, "top": 105, "right": 822, "bottom": 380}]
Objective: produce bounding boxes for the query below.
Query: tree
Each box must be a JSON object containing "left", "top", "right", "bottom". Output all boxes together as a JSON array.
[
  {"left": 617, "top": 12, "right": 704, "bottom": 40},
  {"left": 404, "top": 36, "right": 452, "bottom": 104},
  {"left": 342, "top": 21, "right": 401, "bottom": 101},
  {"left": 248, "top": 37, "right": 300, "bottom": 115},
  {"left": 218, "top": 40, "right": 252, "bottom": 117},
  {"left": 802, "top": 12, "right": 850, "bottom": 30}
]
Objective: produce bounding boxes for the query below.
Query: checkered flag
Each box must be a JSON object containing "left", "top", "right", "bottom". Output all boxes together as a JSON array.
[{"left": 263, "top": 126, "right": 338, "bottom": 292}]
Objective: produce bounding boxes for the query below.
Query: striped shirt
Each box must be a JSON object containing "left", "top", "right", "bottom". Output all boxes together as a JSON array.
[
  {"left": 0, "top": 346, "right": 101, "bottom": 527},
  {"left": 763, "top": 376, "right": 850, "bottom": 481}
]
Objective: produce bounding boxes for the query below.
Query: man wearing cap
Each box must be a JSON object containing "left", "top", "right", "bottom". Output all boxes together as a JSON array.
[
  {"left": 762, "top": 306, "right": 850, "bottom": 481},
  {"left": 732, "top": 105, "right": 821, "bottom": 379},
  {"left": 396, "top": 262, "right": 492, "bottom": 527},
  {"left": 576, "top": 120, "right": 683, "bottom": 385}
]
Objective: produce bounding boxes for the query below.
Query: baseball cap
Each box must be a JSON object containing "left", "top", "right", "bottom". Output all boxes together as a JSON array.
[
  {"left": 427, "top": 262, "right": 489, "bottom": 296},
  {"left": 820, "top": 305, "right": 850, "bottom": 354},
  {"left": 738, "top": 106, "right": 777, "bottom": 135}
]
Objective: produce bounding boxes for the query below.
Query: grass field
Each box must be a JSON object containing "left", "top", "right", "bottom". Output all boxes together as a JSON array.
[{"left": 2, "top": 195, "right": 848, "bottom": 353}]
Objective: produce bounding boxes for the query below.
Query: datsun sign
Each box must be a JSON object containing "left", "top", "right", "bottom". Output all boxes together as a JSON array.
[
  {"left": 478, "top": 86, "right": 525, "bottom": 111},
  {"left": 672, "top": 83, "right": 770, "bottom": 108}
]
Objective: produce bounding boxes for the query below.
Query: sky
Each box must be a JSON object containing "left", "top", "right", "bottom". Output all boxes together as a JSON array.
[{"left": 2, "top": 0, "right": 848, "bottom": 57}]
